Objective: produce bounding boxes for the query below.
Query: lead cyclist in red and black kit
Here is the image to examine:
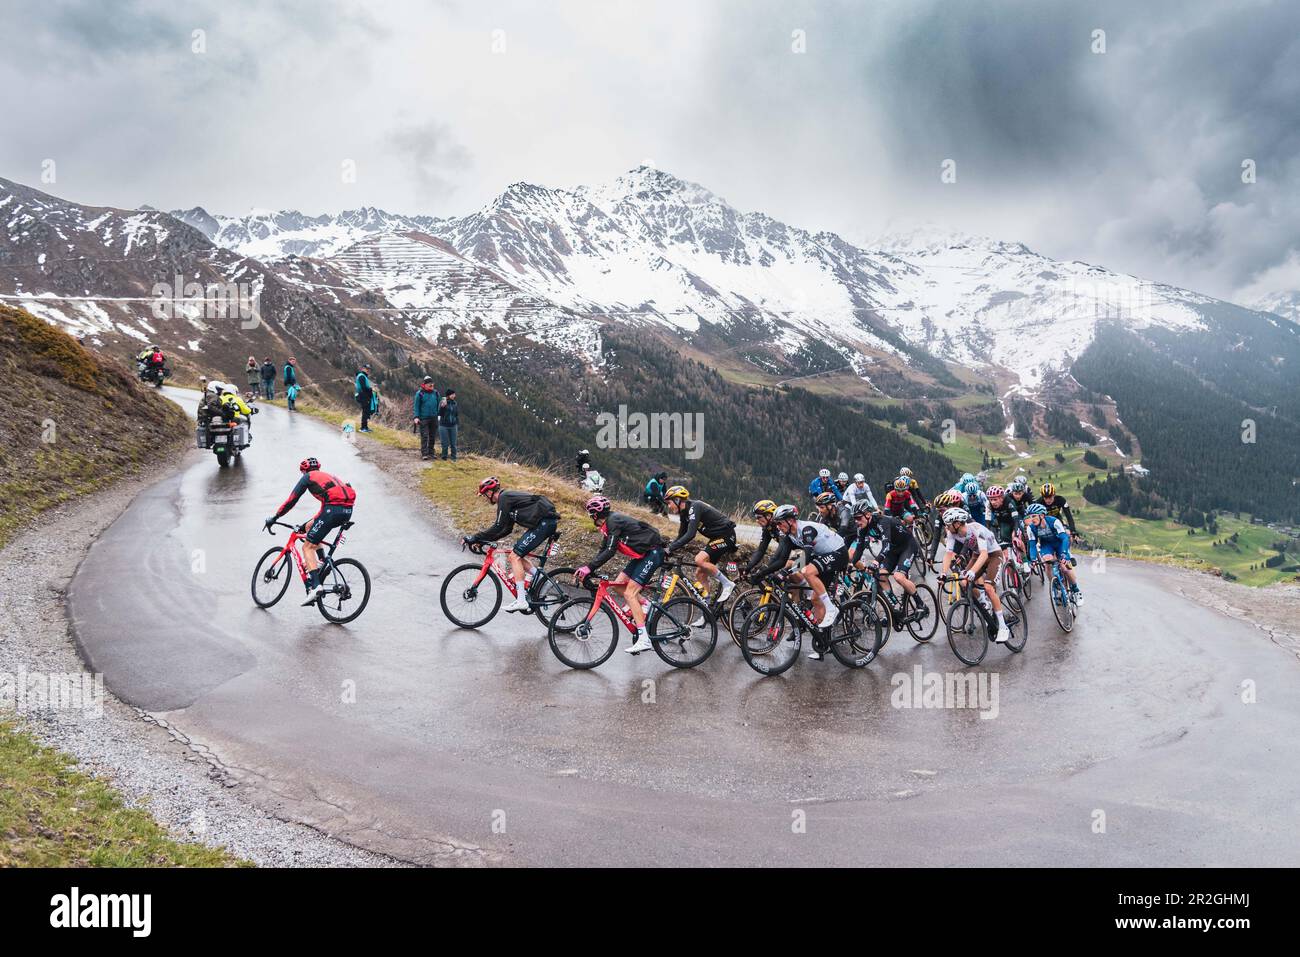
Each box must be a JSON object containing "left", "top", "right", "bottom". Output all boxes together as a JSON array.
[{"left": 265, "top": 457, "right": 356, "bottom": 605}]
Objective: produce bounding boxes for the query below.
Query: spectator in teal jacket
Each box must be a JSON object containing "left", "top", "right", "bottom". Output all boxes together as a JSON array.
[
  {"left": 355, "top": 365, "right": 373, "bottom": 432},
  {"left": 412, "top": 376, "right": 441, "bottom": 460}
]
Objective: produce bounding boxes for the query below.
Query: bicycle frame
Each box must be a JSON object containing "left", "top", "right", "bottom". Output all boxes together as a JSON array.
[
  {"left": 466, "top": 538, "right": 560, "bottom": 599},
  {"left": 267, "top": 521, "right": 349, "bottom": 582},
  {"left": 583, "top": 578, "right": 643, "bottom": 634},
  {"left": 658, "top": 561, "right": 713, "bottom": 604}
]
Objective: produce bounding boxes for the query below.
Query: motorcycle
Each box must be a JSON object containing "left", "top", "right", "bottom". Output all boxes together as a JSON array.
[
  {"left": 136, "top": 359, "right": 170, "bottom": 388},
  {"left": 197, "top": 408, "right": 258, "bottom": 467}
]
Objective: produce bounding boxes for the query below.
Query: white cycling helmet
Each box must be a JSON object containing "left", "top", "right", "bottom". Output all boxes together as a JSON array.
[
  {"left": 899, "top": 466, "right": 913, "bottom": 477},
  {"left": 942, "top": 507, "right": 971, "bottom": 526},
  {"left": 837, "top": 471, "right": 849, "bottom": 482},
  {"left": 853, "top": 473, "right": 865, "bottom": 482},
  {"left": 819, "top": 468, "right": 831, "bottom": 478}
]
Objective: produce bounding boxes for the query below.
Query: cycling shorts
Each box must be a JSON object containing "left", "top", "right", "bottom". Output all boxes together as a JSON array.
[
  {"left": 622, "top": 548, "right": 665, "bottom": 586},
  {"left": 306, "top": 505, "right": 353, "bottom": 544},
  {"left": 701, "top": 533, "right": 737, "bottom": 563},
  {"left": 1036, "top": 537, "right": 1072, "bottom": 562},
  {"left": 514, "top": 517, "right": 559, "bottom": 557},
  {"left": 808, "top": 545, "right": 849, "bottom": 579},
  {"left": 880, "top": 536, "right": 918, "bottom": 574}
]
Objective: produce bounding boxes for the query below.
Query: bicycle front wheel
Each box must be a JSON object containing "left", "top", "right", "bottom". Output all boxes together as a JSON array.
[
  {"left": 650, "top": 596, "right": 717, "bottom": 669},
  {"left": 548, "top": 597, "right": 619, "bottom": 669},
  {"left": 1051, "top": 575, "right": 1075, "bottom": 633},
  {"left": 946, "top": 597, "right": 990, "bottom": 666},
  {"left": 906, "top": 583, "right": 940, "bottom": 643},
  {"left": 1001, "top": 591, "right": 1028, "bottom": 652},
  {"left": 251, "top": 546, "right": 294, "bottom": 608},
  {"left": 739, "top": 604, "right": 801, "bottom": 676},
  {"left": 316, "top": 558, "right": 372, "bottom": 624},
  {"left": 529, "top": 567, "right": 579, "bottom": 627},
  {"left": 439, "top": 563, "right": 502, "bottom": 629}
]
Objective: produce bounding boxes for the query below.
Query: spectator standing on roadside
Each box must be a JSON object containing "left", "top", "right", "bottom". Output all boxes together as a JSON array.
[
  {"left": 244, "top": 356, "right": 260, "bottom": 396},
  {"left": 412, "top": 376, "right": 441, "bottom": 460},
  {"left": 260, "top": 356, "right": 276, "bottom": 399},
  {"left": 438, "top": 388, "right": 459, "bottom": 460},
  {"left": 283, "top": 357, "right": 299, "bottom": 412},
  {"left": 355, "top": 364, "right": 374, "bottom": 433}
]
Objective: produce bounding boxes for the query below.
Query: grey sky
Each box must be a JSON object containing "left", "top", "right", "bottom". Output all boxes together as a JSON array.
[{"left": 1, "top": 0, "right": 1296, "bottom": 303}]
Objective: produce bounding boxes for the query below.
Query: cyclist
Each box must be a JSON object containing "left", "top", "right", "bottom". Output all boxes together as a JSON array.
[
  {"left": 807, "top": 468, "right": 842, "bottom": 501},
  {"left": 1023, "top": 502, "right": 1083, "bottom": 604},
  {"left": 955, "top": 476, "right": 992, "bottom": 524},
  {"left": 898, "top": 466, "right": 928, "bottom": 509},
  {"left": 815, "top": 490, "right": 854, "bottom": 539},
  {"left": 834, "top": 471, "right": 851, "bottom": 496},
  {"left": 463, "top": 477, "right": 560, "bottom": 614},
  {"left": 843, "top": 472, "right": 878, "bottom": 510},
  {"left": 1038, "top": 482, "right": 1078, "bottom": 536},
  {"left": 850, "top": 502, "right": 925, "bottom": 621},
  {"left": 988, "top": 485, "right": 1031, "bottom": 574},
  {"left": 740, "top": 499, "right": 780, "bottom": 578},
  {"left": 664, "top": 485, "right": 738, "bottom": 603},
  {"left": 926, "top": 489, "right": 963, "bottom": 561},
  {"left": 748, "top": 504, "right": 848, "bottom": 650},
  {"left": 264, "top": 458, "right": 356, "bottom": 605},
  {"left": 884, "top": 477, "right": 919, "bottom": 520},
  {"left": 939, "top": 506, "right": 1009, "bottom": 640},
  {"left": 575, "top": 496, "right": 667, "bottom": 654},
  {"left": 1008, "top": 478, "right": 1036, "bottom": 518}
]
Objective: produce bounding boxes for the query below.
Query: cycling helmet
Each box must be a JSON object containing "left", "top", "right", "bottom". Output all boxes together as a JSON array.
[
  {"left": 853, "top": 473, "right": 865, "bottom": 482},
  {"left": 578, "top": 449, "right": 590, "bottom": 456},
  {"left": 299, "top": 457, "right": 320, "bottom": 472},
  {"left": 852, "top": 500, "right": 874, "bottom": 517},
  {"left": 665, "top": 485, "right": 690, "bottom": 500},
  {"left": 585, "top": 495, "right": 612, "bottom": 518},
  {"left": 836, "top": 472, "right": 849, "bottom": 483},
  {"left": 893, "top": 477, "right": 909, "bottom": 491},
  {"left": 942, "top": 507, "right": 971, "bottom": 526},
  {"left": 772, "top": 504, "right": 799, "bottom": 522},
  {"left": 1041, "top": 482, "right": 1056, "bottom": 498},
  {"left": 986, "top": 485, "right": 1006, "bottom": 498},
  {"left": 1025, "top": 503, "right": 1047, "bottom": 516},
  {"left": 960, "top": 472, "right": 975, "bottom": 484},
  {"left": 1009, "top": 479, "right": 1028, "bottom": 494},
  {"left": 477, "top": 476, "right": 501, "bottom": 496},
  {"left": 899, "top": 467, "right": 913, "bottom": 477},
  {"left": 752, "top": 499, "right": 777, "bottom": 518},
  {"left": 818, "top": 468, "right": 831, "bottom": 479},
  {"left": 1015, "top": 474, "right": 1028, "bottom": 485},
  {"left": 962, "top": 479, "right": 981, "bottom": 495},
  {"left": 655, "top": 471, "right": 668, "bottom": 481},
  {"left": 814, "top": 491, "right": 837, "bottom": 507}
]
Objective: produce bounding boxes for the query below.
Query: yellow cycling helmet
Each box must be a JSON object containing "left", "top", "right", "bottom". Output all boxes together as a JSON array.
[
  {"left": 752, "top": 499, "right": 777, "bottom": 517},
  {"left": 1041, "top": 482, "right": 1055, "bottom": 498},
  {"left": 665, "top": 485, "right": 690, "bottom": 500}
]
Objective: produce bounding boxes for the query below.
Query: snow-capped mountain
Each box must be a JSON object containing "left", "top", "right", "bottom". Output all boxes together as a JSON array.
[{"left": 184, "top": 166, "right": 1271, "bottom": 399}]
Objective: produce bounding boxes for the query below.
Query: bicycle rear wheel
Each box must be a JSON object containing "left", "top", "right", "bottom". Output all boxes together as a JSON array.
[
  {"left": 1000, "top": 591, "right": 1027, "bottom": 652},
  {"left": 650, "top": 596, "right": 717, "bottom": 668},
  {"left": 316, "top": 558, "right": 372, "bottom": 624},
  {"left": 251, "top": 546, "right": 293, "bottom": 608},
  {"left": 548, "top": 597, "right": 619, "bottom": 669},
  {"left": 439, "top": 563, "right": 502, "bottom": 629},
  {"left": 905, "top": 583, "right": 940, "bottom": 642},
  {"left": 946, "top": 597, "right": 990, "bottom": 666},
  {"left": 738, "top": 604, "right": 800, "bottom": 676},
  {"left": 828, "top": 597, "right": 881, "bottom": 668}
]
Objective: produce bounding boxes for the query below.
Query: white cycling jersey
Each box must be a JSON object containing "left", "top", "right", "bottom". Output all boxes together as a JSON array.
[
  {"left": 789, "top": 520, "right": 846, "bottom": 555},
  {"left": 844, "top": 482, "right": 878, "bottom": 510},
  {"left": 945, "top": 521, "right": 1002, "bottom": 556}
]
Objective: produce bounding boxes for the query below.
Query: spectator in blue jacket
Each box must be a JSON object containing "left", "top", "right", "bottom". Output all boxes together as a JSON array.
[
  {"left": 260, "top": 357, "right": 277, "bottom": 399},
  {"left": 807, "top": 468, "right": 842, "bottom": 500},
  {"left": 412, "top": 376, "right": 441, "bottom": 460}
]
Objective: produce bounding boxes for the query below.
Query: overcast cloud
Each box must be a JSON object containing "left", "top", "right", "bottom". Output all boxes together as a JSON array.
[{"left": 1, "top": 0, "right": 1297, "bottom": 303}]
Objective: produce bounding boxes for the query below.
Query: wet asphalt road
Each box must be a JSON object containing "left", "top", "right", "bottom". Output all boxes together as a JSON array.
[{"left": 69, "top": 388, "right": 1300, "bottom": 865}]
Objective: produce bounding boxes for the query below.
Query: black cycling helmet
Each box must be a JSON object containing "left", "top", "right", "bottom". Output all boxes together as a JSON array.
[{"left": 852, "top": 500, "right": 874, "bottom": 517}]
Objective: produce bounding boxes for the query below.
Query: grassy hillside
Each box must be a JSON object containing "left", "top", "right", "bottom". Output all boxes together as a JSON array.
[
  {"left": 0, "top": 306, "right": 244, "bottom": 866},
  {"left": 0, "top": 304, "right": 191, "bottom": 547}
]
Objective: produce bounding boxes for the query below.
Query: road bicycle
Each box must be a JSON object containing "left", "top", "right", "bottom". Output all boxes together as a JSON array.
[
  {"left": 1045, "top": 555, "right": 1079, "bottom": 633},
  {"left": 736, "top": 571, "right": 879, "bottom": 675},
  {"left": 439, "top": 537, "right": 578, "bottom": 629},
  {"left": 251, "top": 520, "right": 371, "bottom": 624},
  {"left": 938, "top": 571, "right": 1026, "bottom": 666},
  {"left": 547, "top": 575, "right": 717, "bottom": 669},
  {"left": 842, "top": 561, "right": 940, "bottom": 648},
  {"left": 998, "top": 530, "right": 1033, "bottom": 602}
]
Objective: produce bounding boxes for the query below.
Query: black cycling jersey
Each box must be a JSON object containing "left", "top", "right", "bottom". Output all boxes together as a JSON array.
[
  {"left": 588, "top": 513, "right": 666, "bottom": 572},
  {"left": 849, "top": 514, "right": 912, "bottom": 563},
  {"left": 668, "top": 499, "right": 735, "bottom": 553},
  {"left": 744, "top": 524, "right": 778, "bottom": 574},
  {"left": 473, "top": 490, "right": 559, "bottom": 541},
  {"left": 1038, "top": 494, "right": 1077, "bottom": 535},
  {"left": 989, "top": 497, "right": 1025, "bottom": 541}
]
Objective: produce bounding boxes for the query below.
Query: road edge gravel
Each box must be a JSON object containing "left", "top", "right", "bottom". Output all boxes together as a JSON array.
[{"left": 0, "top": 451, "right": 403, "bottom": 867}]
